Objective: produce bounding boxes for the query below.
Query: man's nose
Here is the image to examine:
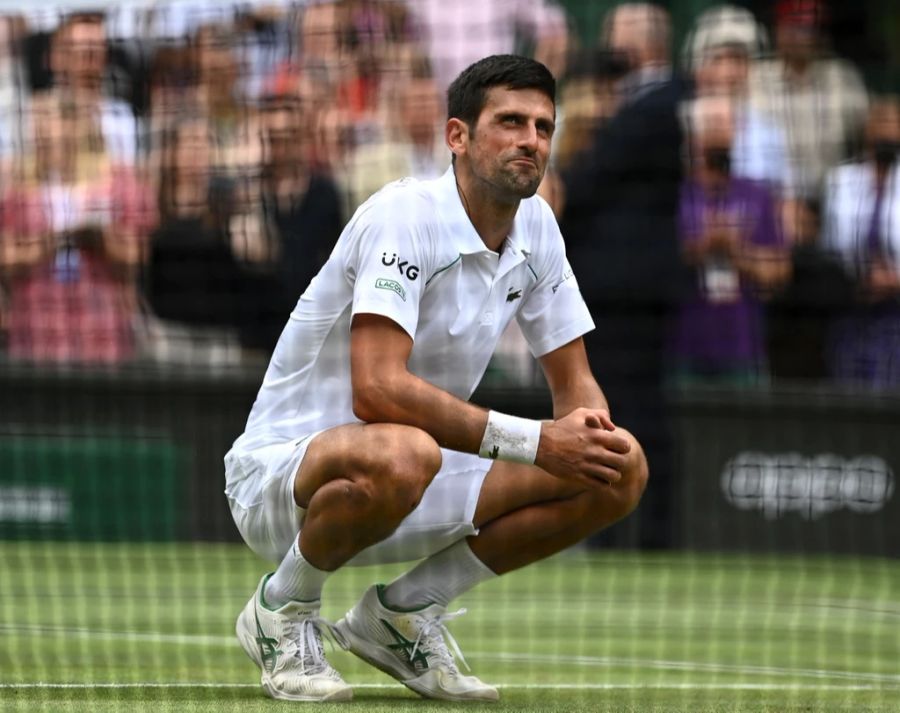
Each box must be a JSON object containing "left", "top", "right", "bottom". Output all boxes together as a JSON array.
[{"left": 518, "top": 123, "right": 539, "bottom": 152}]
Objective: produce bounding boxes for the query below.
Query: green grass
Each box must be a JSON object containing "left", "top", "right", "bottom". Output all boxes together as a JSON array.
[{"left": 1, "top": 543, "right": 898, "bottom": 712}]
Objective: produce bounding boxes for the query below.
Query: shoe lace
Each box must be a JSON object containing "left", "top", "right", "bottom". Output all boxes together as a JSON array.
[
  {"left": 411, "top": 608, "right": 471, "bottom": 673},
  {"left": 286, "top": 615, "right": 349, "bottom": 677}
]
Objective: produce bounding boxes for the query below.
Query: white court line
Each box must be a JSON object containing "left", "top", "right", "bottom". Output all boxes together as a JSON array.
[
  {"left": 0, "top": 624, "right": 234, "bottom": 647},
  {"left": 3, "top": 624, "right": 898, "bottom": 687},
  {"left": 475, "top": 652, "right": 900, "bottom": 686},
  {"left": 0, "top": 682, "right": 894, "bottom": 692}
]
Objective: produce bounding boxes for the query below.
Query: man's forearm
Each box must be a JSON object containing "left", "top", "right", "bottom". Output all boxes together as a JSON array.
[
  {"left": 353, "top": 370, "right": 489, "bottom": 454},
  {"left": 551, "top": 376, "right": 609, "bottom": 421}
]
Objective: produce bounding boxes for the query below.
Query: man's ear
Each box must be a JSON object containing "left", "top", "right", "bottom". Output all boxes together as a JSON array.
[{"left": 446, "top": 118, "right": 469, "bottom": 161}]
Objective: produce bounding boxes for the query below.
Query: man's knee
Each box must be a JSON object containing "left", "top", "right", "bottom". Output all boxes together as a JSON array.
[
  {"left": 616, "top": 440, "right": 649, "bottom": 518},
  {"left": 582, "top": 431, "right": 649, "bottom": 528},
  {"left": 353, "top": 424, "right": 442, "bottom": 518}
]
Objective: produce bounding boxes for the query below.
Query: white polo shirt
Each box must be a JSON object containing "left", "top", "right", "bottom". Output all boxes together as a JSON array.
[{"left": 228, "top": 167, "right": 594, "bottom": 462}]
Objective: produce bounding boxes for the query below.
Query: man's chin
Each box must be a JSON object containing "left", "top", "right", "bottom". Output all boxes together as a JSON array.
[
  {"left": 503, "top": 171, "right": 543, "bottom": 199},
  {"left": 512, "top": 178, "right": 542, "bottom": 199}
]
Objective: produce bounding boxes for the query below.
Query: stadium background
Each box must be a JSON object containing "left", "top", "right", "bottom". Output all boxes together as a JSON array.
[{"left": 0, "top": 0, "right": 898, "bottom": 710}]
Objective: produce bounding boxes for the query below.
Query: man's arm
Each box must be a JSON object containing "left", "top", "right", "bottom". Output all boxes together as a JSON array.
[
  {"left": 350, "top": 313, "right": 488, "bottom": 454},
  {"left": 351, "top": 315, "right": 629, "bottom": 486},
  {"left": 538, "top": 337, "right": 609, "bottom": 420},
  {"left": 538, "top": 336, "right": 647, "bottom": 485}
]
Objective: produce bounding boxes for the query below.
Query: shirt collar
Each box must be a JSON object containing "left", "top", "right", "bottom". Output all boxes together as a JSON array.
[
  {"left": 436, "top": 166, "right": 491, "bottom": 255},
  {"left": 434, "top": 166, "right": 534, "bottom": 272}
]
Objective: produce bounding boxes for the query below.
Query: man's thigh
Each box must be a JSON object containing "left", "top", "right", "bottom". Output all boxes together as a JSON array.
[
  {"left": 229, "top": 423, "right": 493, "bottom": 565},
  {"left": 345, "top": 448, "right": 492, "bottom": 565},
  {"left": 472, "top": 426, "right": 644, "bottom": 528},
  {"left": 225, "top": 432, "right": 323, "bottom": 563},
  {"left": 472, "top": 460, "right": 579, "bottom": 529}
]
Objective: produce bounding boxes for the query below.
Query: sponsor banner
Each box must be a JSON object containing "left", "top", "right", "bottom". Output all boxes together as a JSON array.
[
  {"left": 721, "top": 452, "right": 894, "bottom": 521},
  {"left": 676, "top": 393, "right": 900, "bottom": 556},
  {"left": 0, "top": 434, "right": 184, "bottom": 541}
]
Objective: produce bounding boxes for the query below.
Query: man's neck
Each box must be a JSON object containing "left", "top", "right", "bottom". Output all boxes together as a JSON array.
[{"left": 454, "top": 165, "right": 519, "bottom": 252}]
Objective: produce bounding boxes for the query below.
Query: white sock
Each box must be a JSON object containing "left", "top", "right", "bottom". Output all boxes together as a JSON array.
[
  {"left": 264, "top": 541, "right": 331, "bottom": 607},
  {"left": 382, "top": 539, "right": 496, "bottom": 610}
]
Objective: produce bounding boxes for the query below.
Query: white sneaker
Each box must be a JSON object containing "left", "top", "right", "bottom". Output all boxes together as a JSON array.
[
  {"left": 236, "top": 574, "right": 352, "bottom": 702},
  {"left": 335, "top": 584, "right": 499, "bottom": 702}
]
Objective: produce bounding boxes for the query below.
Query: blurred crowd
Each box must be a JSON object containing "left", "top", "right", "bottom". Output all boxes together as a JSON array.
[{"left": 0, "top": 0, "right": 897, "bottom": 395}]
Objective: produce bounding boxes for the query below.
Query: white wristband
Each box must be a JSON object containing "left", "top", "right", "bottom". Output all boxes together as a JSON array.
[{"left": 478, "top": 410, "right": 542, "bottom": 464}]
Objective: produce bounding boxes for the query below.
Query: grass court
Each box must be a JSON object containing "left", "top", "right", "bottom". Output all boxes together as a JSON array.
[{"left": 1, "top": 543, "right": 897, "bottom": 712}]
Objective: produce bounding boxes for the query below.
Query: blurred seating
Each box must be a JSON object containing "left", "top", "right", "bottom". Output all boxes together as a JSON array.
[{"left": 0, "top": 0, "right": 892, "bottom": 391}]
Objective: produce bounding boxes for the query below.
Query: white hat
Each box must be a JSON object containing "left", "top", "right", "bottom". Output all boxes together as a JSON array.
[{"left": 683, "top": 5, "right": 768, "bottom": 69}]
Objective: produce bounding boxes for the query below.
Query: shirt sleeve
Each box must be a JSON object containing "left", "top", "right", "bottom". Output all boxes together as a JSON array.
[
  {"left": 516, "top": 203, "right": 595, "bottom": 357},
  {"left": 345, "top": 187, "right": 433, "bottom": 340}
]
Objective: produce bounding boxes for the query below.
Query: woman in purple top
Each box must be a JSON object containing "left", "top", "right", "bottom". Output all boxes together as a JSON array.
[{"left": 671, "top": 95, "right": 790, "bottom": 383}]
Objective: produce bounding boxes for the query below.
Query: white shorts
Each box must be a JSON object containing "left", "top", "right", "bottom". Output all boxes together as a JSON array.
[{"left": 224, "top": 431, "right": 493, "bottom": 565}]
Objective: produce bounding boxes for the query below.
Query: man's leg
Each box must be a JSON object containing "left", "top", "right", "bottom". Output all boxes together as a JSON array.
[
  {"left": 381, "top": 428, "right": 648, "bottom": 609},
  {"left": 265, "top": 422, "right": 443, "bottom": 606},
  {"left": 470, "top": 428, "right": 648, "bottom": 572},
  {"left": 334, "top": 429, "right": 647, "bottom": 702},
  {"left": 235, "top": 422, "right": 441, "bottom": 702}
]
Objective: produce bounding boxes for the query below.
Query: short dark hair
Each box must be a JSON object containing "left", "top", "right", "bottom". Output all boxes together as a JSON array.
[{"left": 446, "top": 55, "right": 555, "bottom": 128}]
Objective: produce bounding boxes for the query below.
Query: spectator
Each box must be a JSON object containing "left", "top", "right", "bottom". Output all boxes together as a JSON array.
[
  {"left": 405, "top": 0, "right": 569, "bottom": 92},
  {"left": 824, "top": 97, "right": 900, "bottom": 387},
  {"left": 748, "top": 0, "right": 868, "bottom": 201},
  {"left": 550, "top": 49, "right": 629, "bottom": 177},
  {"left": 145, "top": 43, "right": 201, "bottom": 152},
  {"left": 145, "top": 0, "right": 239, "bottom": 41},
  {"left": 232, "top": 5, "right": 296, "bottom": 103},
  {"left": 687, "top": 5, "right": 793, "bottom": 197},
  {"left": 45, "top": 11, "right": 142, "bottom": 166},
  {"left": 671, "top": 95, "right": 790, "bottom": 385},
  {"left": 143, "top": 118, "right": 248, "bottom": 364},
  {"left": 191, "top": 23, "right": 266, "bottom": 262},
  {"left": 257, "top": 95, "right": 343, "bottom": 309},
  {"left": 193, "top": 22, "right": 262, "bottom": 170},
  {"left": 0, "top": 100, "right": 153, "bottom": 364},
  {"left": 561, "top": 2, "right": 686, "bottom": 549},
  {"left": 767, "top": 198, "right": 853, "bottom": 380},
  {"left": 0, "top": 14, "right": 29, "bottom": 175},
  {"left": 344, "top": 59, "right": 446, "bottom": 212}
]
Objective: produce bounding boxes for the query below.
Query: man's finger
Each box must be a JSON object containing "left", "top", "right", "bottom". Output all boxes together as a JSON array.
[
  {"left": 597, "top": 432, "right": 631, "bottom": 453},
  {"left": 586, "top": 464, "right": 622, "bottom": 484},
  {"left": 585, "top": 411, "right": 616, "bottom": 431},
  {"left": 596, "top": 411, "right": 616, "bottom": 431}
]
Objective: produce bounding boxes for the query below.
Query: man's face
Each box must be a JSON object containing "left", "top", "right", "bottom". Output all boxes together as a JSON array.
[
  {"left": 463, "top": 86, "right": 555, "bottom": 202},
  {"left": 776, "top": 22, "right": 818, "bottom": 65},
  {"left": 607, "top": 6, "right": 654, "bottom": 69},
  {"left": 57, "top": 20, "right": 106, "bottom": 88},
  {"left": 866, "top": 102, "right": 900, "bottom": 146},
  {"left": 691, "top": 96, "right": 736, "bottom": 180},
  {"left": 262, "top": 105, "right": 307, "bottom": 168},
  {"left": 401, "top": 78, "right": 441, "bottom": 145},
  {"left": 698, "top": 46, "right": 749, "bottom": 97}
]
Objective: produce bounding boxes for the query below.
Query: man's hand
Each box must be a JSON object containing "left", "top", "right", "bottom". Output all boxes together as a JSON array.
[
  {"left": 865, "top": 260, "right": 900, "bottom": 302},
  {"left": 534, "top": 407, "right": 632, "bottom": 488}
]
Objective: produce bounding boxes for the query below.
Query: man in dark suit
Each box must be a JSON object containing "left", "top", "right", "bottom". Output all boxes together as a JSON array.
[{"left": 561, "top": 3, "right": 687, "bottom": 549}]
